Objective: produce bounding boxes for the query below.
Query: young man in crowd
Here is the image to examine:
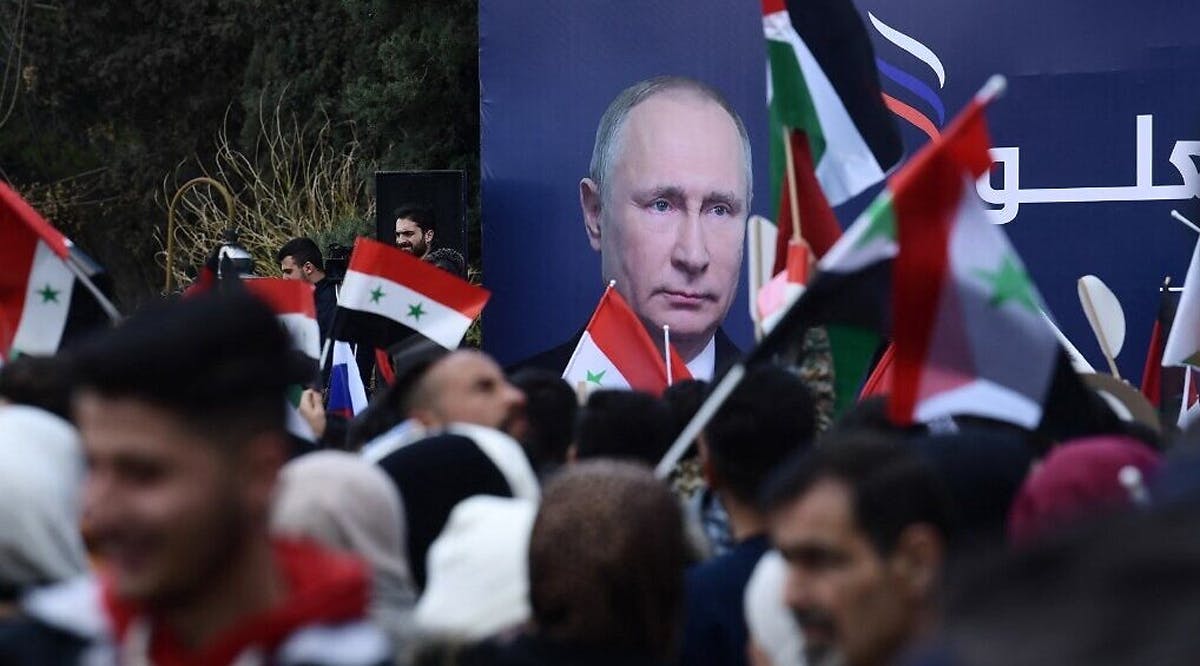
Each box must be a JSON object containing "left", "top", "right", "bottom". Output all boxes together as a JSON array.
[
  {"left": 677, "top": 366, "right": 816, "bottom": 666},
  {"left": 2, "top": 291, "right": 391, "bottom": 665}
]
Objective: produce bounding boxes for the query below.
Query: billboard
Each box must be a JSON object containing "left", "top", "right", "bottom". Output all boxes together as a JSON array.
[{"left": 480, "top": 0, "right": 1200, "bottom": 380}]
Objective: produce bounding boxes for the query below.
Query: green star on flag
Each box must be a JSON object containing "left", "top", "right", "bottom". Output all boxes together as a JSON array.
[
  {"left": 369, "top": 286, "right": 385, "bottom": 304},
  {"left": 37, "top": 283, "right": 61, "bottom": 304},
  {"left": 975, "top": 254, "right": 1039, "bottom": 313},
  {"left": 586, "top": 369, "right": 606, "bottom": 385},
  {"left": 407, "top": 302, "right": 426, "bottom": 321}
]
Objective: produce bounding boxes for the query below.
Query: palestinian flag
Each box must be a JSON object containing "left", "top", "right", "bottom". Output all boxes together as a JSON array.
[
  {"left": 562, "top": 284, "right": 691, "bottom": 395},
  {"left": 336, "top": 237, "right": 489, "bottom": 351},
  {"left": 1, "top": 182, "right": 77, "bottom": 362},
  {"left": 763, "top": 0, "right": 902, "bottom": 268}
]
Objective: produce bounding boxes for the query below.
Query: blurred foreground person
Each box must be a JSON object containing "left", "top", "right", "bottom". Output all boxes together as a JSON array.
[
  {"left": 464, "top": 461, "right": 688, "bottom": 666},
  {"left": 0, "top": 406, "right": 87, "bottom": 616},
  {"left": 764, "top": 435, "right": 954, "bottom": 666},
  {"left": 2, "top": 292, "right": 390, "bottom": 665},
  {"left": 678, "top": 366, "right": 816, "bottom": 666},
  {"left": 272, "top": 450, "right": 417, "bottom": 658},
  {"left": 743, "top": 551, "right": 803, "bottom": 666}
]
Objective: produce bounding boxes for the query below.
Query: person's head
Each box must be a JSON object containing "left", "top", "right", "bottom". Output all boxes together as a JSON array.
[
  {"left": 424, "top": 247, "right": 467, "bottom": 279},
  {"left": 276, "top": 237, "right": 326, "bottom": 284},
  {"left": 0, "top": 354, "right": 75, "bottom": 421},
  {"left": 408, "top": 349, "right": 526, "bottom": 435},
  {"left": 702, "top": 366, "right": 816, "bottom": 508},
  {"left": 580, "top": 76, "right": 752, "bottom": 361},
  {"left": 529, "top": 460, "right": 687, "bottom": 662},
  {"left": 573, "top": 389, "right": 674, "bottom": 465},
  {"left": 508, "top": 368, "right": 578, "bottom": 478},
  {"left": 763, "top": 434, "right": 955, "bottom": 666},
  {"left": 70, "top": 291, "right": 302, "bottom": 607},
  {"left": 394, "top": 205, "right": 436, "bottom": 257},
  {"left": 0, "top": 405, "right": 87, "bottom": 595},
  {"left": 271, "top": 451, "right": 414, "bottom": 638}
]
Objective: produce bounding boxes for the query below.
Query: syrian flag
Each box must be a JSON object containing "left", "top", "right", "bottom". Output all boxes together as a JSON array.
[
  {"left": 328, "top": 341, "right": 368, "bottom": 418},
  {"left": 763, "top": 0, "right": 902, "bottom": 271},
  {"left": 1, "top": 182, "right": 79, "bottom": 362},
  {"left": 243, "top": 278, "right": 324, "bottom": 441},
  {"left": 562, "top": 284, "right": 691, "bottom": 395},
  {"left": 336, "top": 237, "right": 489, "bottom": 350}
]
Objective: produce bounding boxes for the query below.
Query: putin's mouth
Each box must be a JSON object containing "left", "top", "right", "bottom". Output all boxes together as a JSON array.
[{"left": 659, "top": 290, "right": 714, "bottom": 308}]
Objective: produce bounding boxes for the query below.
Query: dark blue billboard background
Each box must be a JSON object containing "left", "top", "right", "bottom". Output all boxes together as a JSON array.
[{"left": 481, "top": 1, "right": 1200, "bottom": 381}]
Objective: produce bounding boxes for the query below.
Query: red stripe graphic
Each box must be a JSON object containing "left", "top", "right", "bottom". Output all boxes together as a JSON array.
[
  {"left": 347, "top": 237, "right": 490, "bottom": 318},
  {"left": 883, "top": 93, "right": 941, "bottom": 141}
]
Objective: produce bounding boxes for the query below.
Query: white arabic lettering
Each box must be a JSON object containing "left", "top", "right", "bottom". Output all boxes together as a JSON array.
[{"left": 977, "top": 115, "right": 1200, "bottom": 224}]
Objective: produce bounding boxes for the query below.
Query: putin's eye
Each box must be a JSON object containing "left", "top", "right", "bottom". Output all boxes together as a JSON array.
[
  {"left": 651, "top": 199, "right": 671, "bottom": 213},
  {"left": 711, "top": 204, "right": 731, "bottom": 217}
]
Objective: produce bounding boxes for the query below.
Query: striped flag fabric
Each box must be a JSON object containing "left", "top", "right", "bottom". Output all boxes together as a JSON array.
[
  {"left": 562, "top": 284, "right": 691, "bottom": 395},
  {"left": 243, "top": 278, "right": 321, "bottom": 362},
  {"left": 762, "top": 0, "right": 902, "bottom": 268},
  {"left": 1, "top": 182, "right": 77, "bottom": 363},
  {"left": 328, "top": 341, "right": 368, "bottom": 418},
  {"left": 763, "top": 80, "right": 1116, "bottom": 438},
  {"left": 243, "top": 278, "right": 323, "bottom": 441},
  {"left": 336, "top": 237, "right": 489, "bottom": 350}
]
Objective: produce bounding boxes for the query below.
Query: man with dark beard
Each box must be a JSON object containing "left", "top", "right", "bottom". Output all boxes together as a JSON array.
[{"left": 763, "top": 435, "right": 954, "bottom": 666}]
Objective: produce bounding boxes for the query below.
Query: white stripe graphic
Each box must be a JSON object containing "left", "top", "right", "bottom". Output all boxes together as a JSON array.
[
  {"left": 868, "top": 12, "right": 946, "bottom": 88},
  {"left": 562, "top": 331, "right": 632, "bottom": 391},
  {"left": 11, "top": 241, "right": 74, "bottom": 356},
  {"left": 341, "top": 269, "right": 474, "bottom": 350},
  {"left": 764, "top": 11, "right": 886, "bottom": 204}
]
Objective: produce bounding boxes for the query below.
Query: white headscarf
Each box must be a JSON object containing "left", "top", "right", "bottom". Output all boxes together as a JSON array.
[
  {"left": 271, "top": 451, "right": 417, "bottom": 649},
  {"left": 0, "top": 405, "right": 88, "bottom": 592}
]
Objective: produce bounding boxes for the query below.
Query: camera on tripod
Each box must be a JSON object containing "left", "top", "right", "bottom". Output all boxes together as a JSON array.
[{"left": 325, "top": 243, "right": 351, "bottom": 284}]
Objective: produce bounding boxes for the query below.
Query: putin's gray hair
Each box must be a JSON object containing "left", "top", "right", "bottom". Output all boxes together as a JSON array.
[{"left": 587, "top": 76, "right": 753, "bottom": 207}]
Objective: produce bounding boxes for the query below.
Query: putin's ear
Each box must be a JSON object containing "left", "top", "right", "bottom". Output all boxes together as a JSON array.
[{"left": 580, "top": 177, "right": 603, "bottom": 251}]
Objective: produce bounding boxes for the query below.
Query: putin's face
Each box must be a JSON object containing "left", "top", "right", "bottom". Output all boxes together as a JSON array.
[{"left": 581, "top": 92, "right": 747, "bottom": 361}]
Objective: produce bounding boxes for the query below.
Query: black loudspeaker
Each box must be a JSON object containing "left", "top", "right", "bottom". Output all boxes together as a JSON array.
[{"left": 375, "top": 170, "right": 468, "bottom": 263}]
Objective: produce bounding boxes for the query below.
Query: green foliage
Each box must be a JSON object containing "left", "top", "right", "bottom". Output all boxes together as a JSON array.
[{"left": 1, "top": 0, "right": 479, "bottom": 306}]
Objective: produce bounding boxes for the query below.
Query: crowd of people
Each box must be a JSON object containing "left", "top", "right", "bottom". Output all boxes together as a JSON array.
[{"left": 1, "top": 75, "right": 1197, "bottom": 666}]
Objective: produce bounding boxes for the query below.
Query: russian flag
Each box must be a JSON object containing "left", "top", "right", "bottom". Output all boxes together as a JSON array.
[{"left": 328, "top": 340, "right": 368, "bottom": 418}]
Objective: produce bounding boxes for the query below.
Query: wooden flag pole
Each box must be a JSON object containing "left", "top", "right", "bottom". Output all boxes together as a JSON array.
[{"left": 783, "top": 128, "right": 803, "bottom": 243}]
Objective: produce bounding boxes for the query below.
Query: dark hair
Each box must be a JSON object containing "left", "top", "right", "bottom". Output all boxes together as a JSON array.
[
  {"left": 662, "top": 379, "right": 708, "bottom": 444},
  {"left": 704, "top": 366, "right": 816, "bottom": 504},
  {"left": 275, "top": 237, "right": 324, "bottom": 272},
  {"left": 69, "top": 289, "right": 304, "bottom": 445},
  {"left": 574, "top": 390, "right": 673, "bottom": 465},
  {"left": 424, "top": 247, "right": 466, "bottom": 279},
  {"left": 509, "top": 368, "right": 578, "bottom": 478},
  {"left": 530, "top": 461, "right": 687, "bottom": 661},
  {"left": 0, "top": 354, "right": 75, "bottom": 421},
  {"left": 394, "top": 204, "right": 436, "bottom": 233},
  {"left": 762, "top": 431, "right": 956, "bottom": 556}
]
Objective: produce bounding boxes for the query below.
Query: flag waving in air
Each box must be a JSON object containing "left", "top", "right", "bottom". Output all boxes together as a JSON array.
[
  {"left": 562, "top": 284, "right": 691, "bottom": 395},
  {"left": 762, "top": 0, "right": 903, "bottom": 268},
  {"left": 336, "top": 237, "right": 490, "bottom": 351},
  {"left": 1, "top": 182, "right": 78, "bottom": 362}
]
